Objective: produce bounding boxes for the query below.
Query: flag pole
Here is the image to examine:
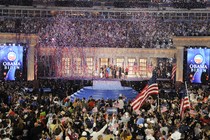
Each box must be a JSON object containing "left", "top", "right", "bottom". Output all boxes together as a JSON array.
[
  {"left": 184, "top": 81, "right": 190, "bottom": 101},
  {"left": 156, "top": 69, "right": 160, "bottom": 113},
  {"left": 157, "top": 93, "right": 160, "bottom": 113}
]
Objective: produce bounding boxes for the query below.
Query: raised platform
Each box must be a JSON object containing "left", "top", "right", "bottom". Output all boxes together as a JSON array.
[
  {"left": 92, "top": 80, "right": 124, "bottom": 90},
  {"left": 70, "top": 79, "right": 138, "bottom": 101}
]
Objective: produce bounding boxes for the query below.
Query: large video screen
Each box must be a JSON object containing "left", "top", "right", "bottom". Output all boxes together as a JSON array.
[
  {"left": 0, "top": 44, "right": 26, "bottom": 81},
  {"left": 186, "top": 47, "right": 210, "bottom": 84}
]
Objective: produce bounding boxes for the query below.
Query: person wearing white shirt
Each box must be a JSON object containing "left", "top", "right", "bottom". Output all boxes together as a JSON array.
[{"left": 90, "top": 124, "right": 108, "bottom": 140}]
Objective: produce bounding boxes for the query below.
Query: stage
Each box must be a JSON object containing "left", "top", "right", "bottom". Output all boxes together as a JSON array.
[{"left": 70, "top": 79, "right": 139, "bottom": 101}]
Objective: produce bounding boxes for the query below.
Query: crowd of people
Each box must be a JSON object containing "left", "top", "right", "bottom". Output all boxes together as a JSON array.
[
  {"left": 0, "top": 14, "right": 209, "bottom": 48},
  {"left": 0, "top": 79, "right": 209, "bottom": 140},
  {"left": 0, "top": 6, "right": 210, "bottom": 140}
]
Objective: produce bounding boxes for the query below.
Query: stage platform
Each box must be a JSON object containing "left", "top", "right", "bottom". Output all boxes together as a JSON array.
[
  {"left": 70, "top": 79, "right": 138, "bottom": 101},
  {"left": 92, "top": 80, "right": 125, "bottom": 90}
]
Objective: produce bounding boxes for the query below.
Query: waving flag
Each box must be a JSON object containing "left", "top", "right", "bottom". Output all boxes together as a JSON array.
[
  {"left": 130, "top": 68, "right": 159, "bottom": 112},
  {"left": 171, "top": 58, "right": 177, "bottom": 80},
  {"left": 161, "top": 105, "right": 168, "bottom": 113},
  {"left": 180, "top": 87, "right": 190, "bottom": 120}
]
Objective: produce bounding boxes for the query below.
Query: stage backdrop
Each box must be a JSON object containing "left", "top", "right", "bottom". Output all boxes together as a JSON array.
[
  {"left": 0, "top": 44, "right": 27, "bottom": 81},
  {"left": 185, "top": 47, "right": 209, "bottom": 84}
]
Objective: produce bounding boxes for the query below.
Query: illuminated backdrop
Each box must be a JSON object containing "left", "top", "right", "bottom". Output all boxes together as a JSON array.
[
  {"left": 186, "top": 47, "right": 209, "bottom": 84},
  {"left": 0, "top": 44, "right": 26, "bottom": 81}
]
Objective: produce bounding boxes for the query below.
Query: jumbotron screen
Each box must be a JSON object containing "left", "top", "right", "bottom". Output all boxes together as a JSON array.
[
  {"left": 0, "top": 44, "right": 26, "bottom": 81},
  {"left": 186, "top": 47, "right": 210, "bottom": 84}
]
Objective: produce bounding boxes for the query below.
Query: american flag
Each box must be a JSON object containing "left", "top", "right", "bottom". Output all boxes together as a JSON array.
[
  {"left": 161, "top": 105, "right": 168, "bottom": 113},
  {"left": 130, "top": 69, "right": 159, "bottom": 111},
  {"left": 180, "top": 91, "right": 190, "bottom": 120},
  {"left": 171, "top": 58, "right": 177, "bottom": 80}
]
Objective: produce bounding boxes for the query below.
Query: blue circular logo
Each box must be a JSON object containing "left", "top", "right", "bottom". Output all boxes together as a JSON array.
[
  {"left": 194, "top": 54, "right": 203, "bottom": 64},
  {"left": 7, "top": 52, "right": 16, "bottom": 61}
]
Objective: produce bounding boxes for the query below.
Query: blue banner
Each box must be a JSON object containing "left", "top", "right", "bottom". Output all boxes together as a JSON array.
[
  {"left": 187, "top": 48, "right": 210, "bottom": 84},
  {"left": 0, "top": 45, "right": 24, "bottom": 81}
]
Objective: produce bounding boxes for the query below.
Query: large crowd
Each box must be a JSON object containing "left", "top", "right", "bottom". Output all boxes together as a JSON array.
[
  {"left": 0, "top": 14, "right": 210, "bottom": 48},
  {"left": 0, "top": 6, "right": 210, "bottom": 140},
  {"left": 0, "top": 79, "right": 209, "bottom": 140}
]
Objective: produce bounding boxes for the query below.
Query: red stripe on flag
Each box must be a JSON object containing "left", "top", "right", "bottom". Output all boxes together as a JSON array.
[
  {"left": 161, "top": 106, "right": 168, "bottom": 113},
  {"left": 171, "top": 65, "right": 177, "bottom": 80}
]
